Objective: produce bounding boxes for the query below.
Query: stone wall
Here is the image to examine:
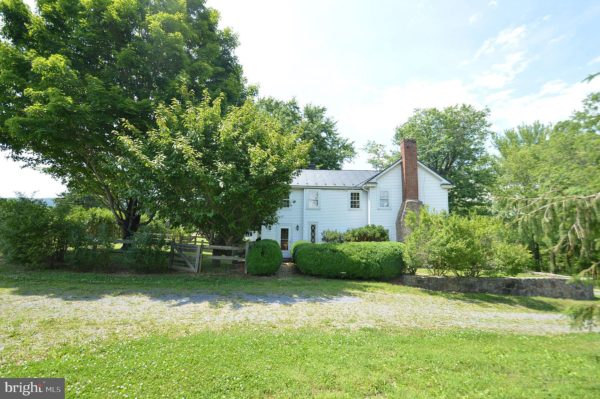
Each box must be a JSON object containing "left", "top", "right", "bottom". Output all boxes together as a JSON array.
[{"left": 398, "top": 275, "right": 594, "bottom": 300}]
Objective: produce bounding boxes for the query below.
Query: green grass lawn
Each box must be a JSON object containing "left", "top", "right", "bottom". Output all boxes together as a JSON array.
[
  {"left": 2, "top": 329, "right": 599, "bottom": 398},
  {"left": 1, "top": 262, "right": 598, "bottom": 398}
]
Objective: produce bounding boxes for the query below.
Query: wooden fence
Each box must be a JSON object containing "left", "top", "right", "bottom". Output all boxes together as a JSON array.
[
  {"left": 113, "top": 234, "right": 250, "bottom": 273},
  {"left": 169, "top": 242, "right": 250, "bottom": 273}
]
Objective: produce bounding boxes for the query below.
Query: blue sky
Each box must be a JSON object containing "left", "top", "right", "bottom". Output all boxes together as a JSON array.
[{"left": 2, "top": 0, "right": 600, "bottom": 197}]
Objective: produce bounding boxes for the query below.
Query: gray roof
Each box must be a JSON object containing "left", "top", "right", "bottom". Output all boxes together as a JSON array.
[{"left": 291, "top": 169, "right": 377, "bottom": 188}]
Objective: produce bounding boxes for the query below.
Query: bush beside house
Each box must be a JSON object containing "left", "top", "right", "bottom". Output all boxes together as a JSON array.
[
  {"left": 291, "top": 240, "right": 310, "bottom": 262},
  {"left": 321, "top": 230, "right": 345, "bottom": 243},
  {"left": 295, "top": 242, "right": 404, "bottom": 279},
  {"left": 322, "top": 225, "right": 389, "bottom": 243},
  {"left": 246, "top": 239, "right": 283, "bottom": 275},
  {"left": 403, "top": 208, "right": 532, "bottom": 277},
  {"left": 344, "top": 225, "right": 389, "bottom": 242}
]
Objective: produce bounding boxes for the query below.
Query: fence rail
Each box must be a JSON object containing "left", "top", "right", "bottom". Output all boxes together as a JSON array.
[
  {"left": 111, "top": 234, "right": 250, "bottom": 273},
  {"left": 169, "top": 241, "right": 250, "bottom": 273}
]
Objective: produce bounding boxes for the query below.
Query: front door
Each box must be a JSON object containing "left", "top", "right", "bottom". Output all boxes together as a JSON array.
[{"left": 279, "top": 226, "right": 291, "bottom": 258}]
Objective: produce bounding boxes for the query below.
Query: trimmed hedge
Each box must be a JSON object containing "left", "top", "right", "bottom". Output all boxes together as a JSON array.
[
  {"left": 246, "top": 239, "right": 282, "bottom": 276},
  {"left": 291, "top": 240, "right": 310, "bottom": 262},
  {"left": 295, "top": 242, "right": 404, "bottom": 280}
]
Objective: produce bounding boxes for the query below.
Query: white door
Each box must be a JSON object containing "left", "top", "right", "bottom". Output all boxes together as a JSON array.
[{"left": 279, "top": 226, "right": 291, "bottom": 258}]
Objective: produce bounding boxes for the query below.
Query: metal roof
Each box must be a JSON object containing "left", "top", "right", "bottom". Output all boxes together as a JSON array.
[{"left": 291, "top": 169, "right": 377, "bottom": 188}]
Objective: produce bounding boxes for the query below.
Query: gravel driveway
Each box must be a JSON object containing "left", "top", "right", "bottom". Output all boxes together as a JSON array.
[{"left": 1, "top": 286, "right": 592, "bottom": 365}]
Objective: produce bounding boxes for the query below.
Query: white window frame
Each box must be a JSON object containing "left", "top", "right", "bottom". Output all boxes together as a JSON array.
[
  {"left": 281, "top": 197, "right": 291, "bottom": 208},
  {"left": 379, "top": 190, "right": 390, "bottom": 209},
  {"left": 307, "top": 190, "right": 320, "bottom": 209},
  {"left": 349, "top": 191, "right": 361, "bottom": 210}
]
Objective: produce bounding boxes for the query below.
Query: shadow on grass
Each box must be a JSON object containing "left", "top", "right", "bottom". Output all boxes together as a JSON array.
[
  {"left": 422, "top": 289, "right": 571, "bottom": 312},
  {"left": 2, "top": 259, "right": 589, "bottom": 313},
  {"left": 0, "top": 260, "right": 384, "bottom": 308}
]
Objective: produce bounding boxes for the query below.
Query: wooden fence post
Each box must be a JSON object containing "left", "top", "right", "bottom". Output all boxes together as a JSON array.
[
  {"left": 169, "top": 240, "right": 175, "bottom": 269},
  {"left": 244, "top": 241, "right": 250, "bottom": 275},
  {"left": 196, "top": 243, "right": 203, "bottom": 273}
]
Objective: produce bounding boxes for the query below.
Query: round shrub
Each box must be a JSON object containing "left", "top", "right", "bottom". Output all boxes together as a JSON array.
[
  {"left": 291, "top": 240, "right": 310, "bottom": 262},
  {"left": 295, "top": 242, "right": 404, "bottom": 280},
  {"left": 246, "top": 239, "right": 282, "bottom": 276}
]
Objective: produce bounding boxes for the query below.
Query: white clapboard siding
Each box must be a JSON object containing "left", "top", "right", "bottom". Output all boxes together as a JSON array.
[{"left": 260, "top": 162, "right": 449, "bottom": 248}]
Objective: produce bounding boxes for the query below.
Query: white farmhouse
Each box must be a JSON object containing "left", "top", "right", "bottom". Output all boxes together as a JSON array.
[{"left": 259, "top": 139, "right": 452, "bottom": 257}]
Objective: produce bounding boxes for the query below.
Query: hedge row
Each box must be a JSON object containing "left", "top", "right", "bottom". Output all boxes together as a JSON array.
[
  {"left": 0, "top": 197, "right": 170, "bottom": 272},
  {"left": 295, "top": 242, "right": 404, "bottom": 280}
]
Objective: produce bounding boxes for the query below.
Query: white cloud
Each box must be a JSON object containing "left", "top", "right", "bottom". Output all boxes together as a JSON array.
[
  {"left": 484, "top": 89, "right": 514, "bottom": 103},
  {"left": 335, "top": 79, "right": 480, "bottom": 167},
  {"left": 345, "top": 76, "right": 600, "bottom": 168},
  {"left": 488, "top": 78, "right": 600, "bottom": 131},
  {"left": 548, "top": 35, "right": 567, "bottom": 45},
  {"left": 495, "top": 26, "right": 527, "bottom": 47},
  {"left": 488, "top": 0, "right": 498, "bottom": 7},
  {"left": 0, "top": 154, "right": 65, "bottom": 198},
  {"left": 475, "top": 26, "right": 527, "bottom": 58},
  {"left": 468, "top": 13, "right": 481, "bottom": 25},
  {"left": 473, "top": 51, "right": 530, "bottom": 89},
  {"left": 588, "top": 55, "right": 600, "bottom": 65}
]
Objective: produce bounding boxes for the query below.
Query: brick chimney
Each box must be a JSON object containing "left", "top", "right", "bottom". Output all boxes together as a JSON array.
[
  {"left": 396, "top": 139, "right": 421, "bottom": 241},
  {"left": 400, "top": 139, "right": 419, "bottom": 201}
]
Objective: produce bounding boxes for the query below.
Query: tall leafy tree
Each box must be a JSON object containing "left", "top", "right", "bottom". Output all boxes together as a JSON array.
[
  {"left": 0, "top": 0, "right": 246, "bottom": 239},
  {"left": 493, "top": 95, "right": 600, "bottom": 274},
  {"left": 119, "top": 95, "right": 310, "bottom": 245},
  {"left": 365, "top": 104, "right": 495, "bottom": 214},
  {"left": 362, "top": 140, "right": 396, "bottom": 171},
  {"left": 257, "top": 97, "right": 355, "bottom": 169}
]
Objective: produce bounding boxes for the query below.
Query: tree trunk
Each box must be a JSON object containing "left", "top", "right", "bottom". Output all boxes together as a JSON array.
[
  {"left": 529, "top": 238, "right": 541, "bottom": 271},
  {"left": 210, "top": 234, "right": 242, "bottom": 267},
  {"left": 119, "top": 198, "right": 142, "bottom": 250}
]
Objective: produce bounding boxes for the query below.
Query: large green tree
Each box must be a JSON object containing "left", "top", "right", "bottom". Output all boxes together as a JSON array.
[
  {"left": 493, "top": 94, "right": 600, "bottom": 274},
  {"left": 257, "top": 97, "right": 355, "bottom": 169},
  {"left": 119, "top": 94, "right": 310, "bottom": 245},
  {"left": 0, "top": 0, "right": 245, "bottom": 239},
  {"left": 364, "top": 104, "right": 495, "bottom": 214}
]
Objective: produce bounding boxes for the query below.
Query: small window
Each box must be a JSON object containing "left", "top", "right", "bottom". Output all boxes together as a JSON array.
[
  {"left": 281, "top": 197, "right": 291, "bottom": 208},
  {"left": 310, "top": 224, "right": 317, "bottom": 243},
  {"left": 350, "top": 192, "right": 360, "bottom": 209},
  {"left": 379, "top": 191, "right": 390, "bottom": 208},
  {"left": 308, "top": 190, "right": 319, "bottom": 209}
]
